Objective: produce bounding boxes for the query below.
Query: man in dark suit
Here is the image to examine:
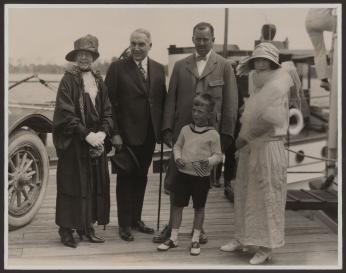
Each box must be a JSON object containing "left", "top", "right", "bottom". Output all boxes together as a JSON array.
[
  {"left": 105, "top": 28, "right": 166, "bottom": 241},
  {"left": 153, "top": 22, "right": 238, "bottom": 244}
]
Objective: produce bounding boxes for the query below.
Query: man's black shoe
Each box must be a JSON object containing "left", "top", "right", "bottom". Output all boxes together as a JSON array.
[
  {"left": 213, "top": 179, "right": 221, "bottom": 188},
  {"left": 119, "top": 227, "right": 134, "bottom": 241},
  {"left": 152, "top": 225, "right": 171, "bottom": 243},
  {"left": 132, "top": 220, "right": 154, "bottom": 234},
  {"left": 224, "top": 179, "right": 231, "bottom": 188}
]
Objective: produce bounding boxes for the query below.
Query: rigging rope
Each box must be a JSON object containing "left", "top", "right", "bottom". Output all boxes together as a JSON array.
[
  {"left": 9, "top": 74, "right": 36, "bottom": 90},
  {"left": 285, "top": 148, "right": 337, "bottom": 163},
  {"left": 9, "top": 74, "right": 57, "bottom": 92},
  {"left": 35, "top": 75, "right": 57, "bottom": 92}
]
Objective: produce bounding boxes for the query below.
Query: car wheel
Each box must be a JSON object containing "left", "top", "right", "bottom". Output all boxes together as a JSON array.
[{"left": 8, "top": 129, "right": 49, "bottom": 230}]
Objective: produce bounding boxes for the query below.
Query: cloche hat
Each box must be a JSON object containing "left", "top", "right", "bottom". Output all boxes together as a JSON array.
[
  {"left": 248, "top": 42, "right": 281, "bottom": 68},
  {"left": 65, "top": 34, "right": 100, "bottom": 62},
  {"left": 237, "top": 42, "right": 281, "bottom": 76}
]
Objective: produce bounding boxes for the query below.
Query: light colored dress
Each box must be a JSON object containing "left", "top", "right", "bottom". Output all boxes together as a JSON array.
[{"left": 234, "top": 68, "right": 293, "bottom": 248}]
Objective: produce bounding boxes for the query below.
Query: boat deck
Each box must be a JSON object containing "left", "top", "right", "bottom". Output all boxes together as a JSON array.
[{"left": 6, "top": 167, "right": 339, "bottom": 269}]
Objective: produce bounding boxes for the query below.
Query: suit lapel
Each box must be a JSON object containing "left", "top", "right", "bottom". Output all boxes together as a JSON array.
[
  {"left": 126, "top": 57, "right": 147, "bottom": 95},
  {"left": 200, "top": 51, "right": 217, "bottom": 79},
  {"left": 185, "top": 54, "right": 200, "bottom": 79},
  {"left": 148, "top": 58, "right": 157, "bottom": 95}
]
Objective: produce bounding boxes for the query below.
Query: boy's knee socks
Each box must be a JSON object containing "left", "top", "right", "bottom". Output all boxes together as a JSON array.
[
  {"left": 192, "top": 229, "right": 201, "bottom": 242},
  {"left": 170, "top": 228, "right": 179, "bottom": 242}
]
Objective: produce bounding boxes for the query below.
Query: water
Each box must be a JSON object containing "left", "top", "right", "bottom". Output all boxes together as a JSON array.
[{"left": 8, "top": 73, "right": 329, "bottom": 108}]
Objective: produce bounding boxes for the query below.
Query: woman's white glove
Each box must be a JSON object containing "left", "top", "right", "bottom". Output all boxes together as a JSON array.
[
  {"left": 85, "top": 132, "right": 103, "bottom": 147},
  {"left": 95, "top": 131, "right": 106, "bottom": 142}
]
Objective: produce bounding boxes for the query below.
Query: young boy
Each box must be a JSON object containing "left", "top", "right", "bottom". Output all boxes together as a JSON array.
[{"left": 157, "top": 93, "right": 223, "bottom": 256}]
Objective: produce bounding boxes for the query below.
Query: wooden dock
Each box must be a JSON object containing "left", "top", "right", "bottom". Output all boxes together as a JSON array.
[{"left": 6, "top": 166, "right": 339, "bottom": 269}]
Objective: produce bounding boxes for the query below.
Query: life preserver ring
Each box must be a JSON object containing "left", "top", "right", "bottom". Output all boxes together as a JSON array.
[{"left": 289, "top": 108, "right": 304, "bottom": 135}]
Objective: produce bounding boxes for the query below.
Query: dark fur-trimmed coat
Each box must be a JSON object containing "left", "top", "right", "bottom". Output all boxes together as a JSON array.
[{"left": 52, "top": 66, "right": 113, "bottom": 227}]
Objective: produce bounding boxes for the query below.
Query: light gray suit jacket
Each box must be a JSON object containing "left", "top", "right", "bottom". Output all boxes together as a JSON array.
[{"left": 162, "top": 50, "right": 238, "bottom": 142}]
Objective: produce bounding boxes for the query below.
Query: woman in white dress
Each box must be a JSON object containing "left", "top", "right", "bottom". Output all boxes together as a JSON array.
[{"left": 220, "top": 42, "right": 293, "bottom": 265}]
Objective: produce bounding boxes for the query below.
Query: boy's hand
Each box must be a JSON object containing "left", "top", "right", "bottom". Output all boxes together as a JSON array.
[
  {"left": 175, "top": 158, "right": 185, "bottom": 169},
  {"left": 198, "top": 159, "right": 209, "bottom": 169},
  {"left": 192, "top": 160, "right": 210, "bottom": 177}
]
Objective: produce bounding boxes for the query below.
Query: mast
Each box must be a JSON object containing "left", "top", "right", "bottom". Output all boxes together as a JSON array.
[
  {"left": 326, "top": 33, "right": 338, "bottom": 188},
  {"left": 223, "top": 8, "right": 229, "bottom": 58}
]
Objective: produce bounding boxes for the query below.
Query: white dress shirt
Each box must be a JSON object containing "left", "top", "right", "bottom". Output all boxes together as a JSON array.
[
  {"left": 196, "top": 50, "right": 212, "bottom": 76},
  {"left": 134, "top": 56, "right": 148, "bottom": 79}
]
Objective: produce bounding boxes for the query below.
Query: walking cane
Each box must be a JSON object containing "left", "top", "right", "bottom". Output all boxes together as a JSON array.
[{"left": 157, "top": 140, "right": 164, "bottom": 230}]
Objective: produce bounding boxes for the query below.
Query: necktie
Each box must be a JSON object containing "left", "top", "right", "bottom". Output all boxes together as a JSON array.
[
  {"left": 138, "top": 61, "right": 147, "bottom": 80},
  {"left": 196, "top": 55, "right": 207, "bottom": 62}
]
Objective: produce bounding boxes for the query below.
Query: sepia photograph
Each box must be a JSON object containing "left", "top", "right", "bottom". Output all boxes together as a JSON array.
[{"left": 4, "top": 2, "right": 342, "bottom": 270}]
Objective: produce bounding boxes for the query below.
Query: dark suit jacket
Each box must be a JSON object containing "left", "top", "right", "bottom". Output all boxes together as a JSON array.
[
  {"left": 162, "top": 50, "right": 238, "bottom": 142},
  {"left": 105, "top": 57, "right": 166, "bottom": 146}
]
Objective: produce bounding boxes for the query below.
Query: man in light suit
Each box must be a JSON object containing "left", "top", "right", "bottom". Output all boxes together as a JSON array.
[
  {"left": 105, "top": 29, "right": 166, "bottom": 241},
  {"left": 153, "top": 22, "right": 238, "bottom": 243}
]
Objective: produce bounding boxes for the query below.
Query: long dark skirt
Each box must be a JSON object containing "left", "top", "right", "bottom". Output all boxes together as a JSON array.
[{"left": 55, "top": 152, "right": 110, "bottom": 232}]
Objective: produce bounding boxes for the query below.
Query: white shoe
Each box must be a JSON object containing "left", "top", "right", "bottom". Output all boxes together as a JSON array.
[
  {"left": 157, "top": 239, "right": 178, "bottom": 251},
  {"left": 190, "top": 241, "right": 201, "bottom": 256},
  {"left": 249, "top": 247, "right": 272, "bottom": 265},
  {"left": 220, "top": 239, "right": 242, "bottom": 252}
]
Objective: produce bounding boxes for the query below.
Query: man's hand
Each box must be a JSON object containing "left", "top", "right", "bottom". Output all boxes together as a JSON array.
[
  {"left": 235, "top": 137, "right": 248, "bottom": 151},
  {"left": 162, "top": 130, "right": 173, "bottom": 148},
  {"left": 85, "top": 132, "right": 103, "bottom": 147},
  {"left": 220, "top": 134, "right": 233, "bottom": 152},
  {"left": 112, "top": 134, "right": 123, "bottom": 152},
  {"left": 175, "top": 158, "right": 185, "bottom": 169},
  {"left": 235, "top": 150, "right": 240, "bottom": 160},
  {"left": 239, "top": 104, "right": 245, "bottom": 116}
]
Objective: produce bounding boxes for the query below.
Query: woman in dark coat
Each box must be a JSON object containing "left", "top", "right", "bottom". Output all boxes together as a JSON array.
[{"left": 53, "top": 34, "right": 113, "bottom": 248}]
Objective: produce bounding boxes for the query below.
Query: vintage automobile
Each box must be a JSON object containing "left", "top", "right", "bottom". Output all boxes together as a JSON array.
[{"left": 8, "top": 75, "right": 55, "bottom": 230}]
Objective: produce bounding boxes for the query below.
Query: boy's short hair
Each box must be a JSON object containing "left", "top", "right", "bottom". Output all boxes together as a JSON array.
[{"left": 194, "top": 93, "right": 215, "bottom": 112}]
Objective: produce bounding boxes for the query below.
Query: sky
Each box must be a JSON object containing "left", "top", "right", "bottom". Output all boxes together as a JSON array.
[{"left": 6, "top": 4, "right": 338, "bottom": 66}]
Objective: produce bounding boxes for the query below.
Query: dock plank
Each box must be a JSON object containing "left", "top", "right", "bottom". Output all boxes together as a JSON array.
[{"left": 6, "top": 168, "right": 339, "bottom": 268}]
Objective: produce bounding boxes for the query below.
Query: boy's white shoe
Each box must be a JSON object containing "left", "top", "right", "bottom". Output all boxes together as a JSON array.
[
  {"left": 157, "top": 239, "right": 178, "bottom": 251},
  {"left": 220, "top": 239, "right": 242, "bottom": 252},
  {"left": 249, "top": 247, "right": 272, "bottom": 265},
  {"left": 190, "top": 241, "right": 200, "bottom": 256}
]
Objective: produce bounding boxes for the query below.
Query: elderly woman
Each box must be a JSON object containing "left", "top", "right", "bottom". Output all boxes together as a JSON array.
[
  {"left": 220, "top": 43, "right": 293, "bottom": 264},
  {"left": 53, "top": 34, "right": 113, "bottom": 248}
]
